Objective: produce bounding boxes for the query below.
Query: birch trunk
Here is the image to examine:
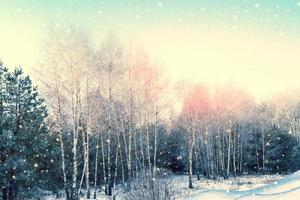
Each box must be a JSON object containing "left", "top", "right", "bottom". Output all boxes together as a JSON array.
[
  {"left": 93, "top": 142, "right": 99, "bottom": 199},
  {"left": 261, "top": 124, "right": 265, "bottom": 172},
  {"left": 226, "top": 119, "right": 232, "bottom": 179},
  {"left": 55, "top": 87, "right": 69, "bottom": 199},
  {"left": 86, "top": 127, "right": 90, "bottom": 199},
  {"left": 101, "top": 130, "right": 106, "bottom": 185},
  {"left": 153, "top": 100, "right": 158, "bottom": 177},
  {"left": 70, "top": 77, "right": 81, "bottom": 200},
  {"left": 107, "top": 63, "right": 112, "bottom": 196},
  {"left": 233, "top": 124, "right": 237, "bottom": 177},
  {"left": 188, "top": 117, "right": 195, "bottom": 189}
]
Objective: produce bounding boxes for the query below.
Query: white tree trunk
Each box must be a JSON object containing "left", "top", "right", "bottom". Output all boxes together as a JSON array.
[
  {"left": 93, "top": 143, "right": 99, "bottom": 199},
  {"left": 86, "top": 127, "right": 90, "bottom": 198},
  {"left": 226, "top": 119, "right": 232, "bottom": 179},
  {"left": 153, "top": 101, "right": 158, "bottom": 177}
]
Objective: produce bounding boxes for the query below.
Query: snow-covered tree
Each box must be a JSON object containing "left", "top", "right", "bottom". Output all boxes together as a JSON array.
[{"left": 0, "top": 66, "right": 49, "bottom": 200}]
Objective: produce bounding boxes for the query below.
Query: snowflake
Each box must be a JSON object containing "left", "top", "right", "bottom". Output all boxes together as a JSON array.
[{"left": 158, "top": 2, "right": 163, "bottom": 7}]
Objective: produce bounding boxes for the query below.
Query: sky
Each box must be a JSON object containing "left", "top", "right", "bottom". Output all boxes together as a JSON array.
[{"left": 1, "top": 0, "right": 300, "bottom": 100}]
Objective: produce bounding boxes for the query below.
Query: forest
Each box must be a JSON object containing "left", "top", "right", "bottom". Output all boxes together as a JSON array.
[{"left": 1, "top": 27, "right": 300, "bottom": 200}]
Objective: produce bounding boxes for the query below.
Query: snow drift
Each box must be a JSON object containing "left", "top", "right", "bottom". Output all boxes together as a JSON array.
[{"left": 186, "top": 171, "right": 300, "bottom": 200}]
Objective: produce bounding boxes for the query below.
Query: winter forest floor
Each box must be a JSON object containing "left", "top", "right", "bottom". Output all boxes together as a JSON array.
[
  {"left": 43, "top": 173, "right": 291, "bottom": 200},
  {"left": 172, "top": 174, "right": 283, "bottom": 199},
  {"left": 181, "top": 171, "right": 300, "bottom": 200}
]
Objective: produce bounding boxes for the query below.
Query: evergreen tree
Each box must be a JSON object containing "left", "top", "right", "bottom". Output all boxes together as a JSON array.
[
  {"left": 0, "top": 63, "right": 11, "bottom": 200},
  {"left": 266, "top": 127, "right": 297, "bottom": 173},
  {"left": 0, "top": 67, "right": 49, "bottom": 200}
]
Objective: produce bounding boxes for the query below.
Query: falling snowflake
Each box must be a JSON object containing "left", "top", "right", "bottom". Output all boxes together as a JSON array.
[{"left": 177, "top": 155, "right": 182, "bottom": 160}]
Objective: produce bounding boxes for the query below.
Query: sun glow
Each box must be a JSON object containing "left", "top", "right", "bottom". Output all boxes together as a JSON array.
[
  {"left": 139, "top": 27, "right": 300, "bottom": 101},
  {"left": 1, "top": 0, "right": 300, "bottom": 101}
]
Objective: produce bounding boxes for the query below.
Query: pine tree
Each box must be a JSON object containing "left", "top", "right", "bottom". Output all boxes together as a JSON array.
[
  {"left": 0, "top": 63, "right": 11, "bottom": 200},
  {"left": 0, "top": 67, "right": 49, "bottom": 200}
]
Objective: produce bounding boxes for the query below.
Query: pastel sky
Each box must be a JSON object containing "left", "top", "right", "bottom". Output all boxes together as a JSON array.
[{"left": 1, "top": 0, "right": 300, "bottom": 100}]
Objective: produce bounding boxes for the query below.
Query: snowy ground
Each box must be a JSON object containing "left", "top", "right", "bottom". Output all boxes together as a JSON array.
[
  {"left": 183, "top": 172, "right": 300, "bottom": 200},
  {"left": 44, "top": 171, "right": 300, "bottom": 200},
  {"left": 171, "top": 174, "right": 282, "bottom": 199}
]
